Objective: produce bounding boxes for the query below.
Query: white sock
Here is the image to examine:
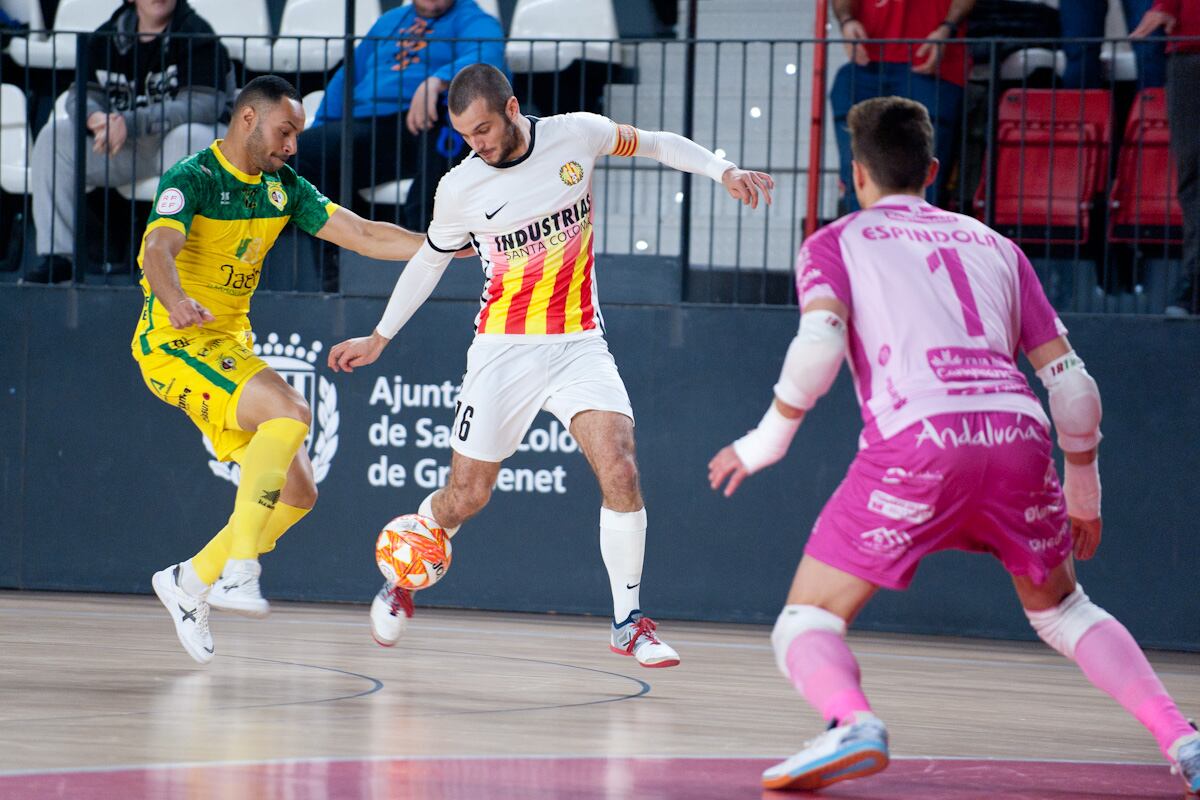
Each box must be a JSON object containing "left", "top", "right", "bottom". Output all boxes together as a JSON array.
[
  {"left": 179, "top": 560, "right": 210, "bottom": 597},
  {"left": 600, "top": 507, "right": 646, "bottom": 624},
  {"left": 419, "top": 491, "right": 460, "bottom": 538}
]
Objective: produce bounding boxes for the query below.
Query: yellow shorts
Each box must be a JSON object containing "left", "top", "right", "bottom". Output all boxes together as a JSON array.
[{"left": 135, "top": 328, "right": 269, "bottom": 461}]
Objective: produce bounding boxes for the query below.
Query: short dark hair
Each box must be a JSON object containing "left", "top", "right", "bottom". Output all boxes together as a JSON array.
[
  {"left": 233, "top": 75, "right": 301, "bottom": 113},
  {"left": 847, "top": 96, "right": 934, "bottom": 193},
  {"left": 448, "top": 63, "right": 513, "bottom": 116}
]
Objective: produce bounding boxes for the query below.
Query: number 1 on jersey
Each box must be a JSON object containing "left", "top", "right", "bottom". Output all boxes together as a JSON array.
[{"left": 927, "top": 247, "right": 984, "bottom": 337}]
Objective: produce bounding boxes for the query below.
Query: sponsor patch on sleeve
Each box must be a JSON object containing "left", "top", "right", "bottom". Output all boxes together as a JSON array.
[{"left": 156, "top": 188, "right": 185, "bottom": 216}]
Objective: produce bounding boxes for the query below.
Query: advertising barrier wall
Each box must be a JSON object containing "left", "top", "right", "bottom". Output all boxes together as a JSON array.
[{"left": 2, "top": 285, "right": 1197, "bottom": 650}]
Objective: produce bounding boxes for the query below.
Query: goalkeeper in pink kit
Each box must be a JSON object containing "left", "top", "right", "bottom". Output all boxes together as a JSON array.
[{"left": 708, "top": 96, "right": 1200, "bottom": 793}]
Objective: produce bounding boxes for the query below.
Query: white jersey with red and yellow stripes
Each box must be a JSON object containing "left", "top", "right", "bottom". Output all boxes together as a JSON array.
[{"left": 425, "top": 112, "right": 636, "bottom": 340}]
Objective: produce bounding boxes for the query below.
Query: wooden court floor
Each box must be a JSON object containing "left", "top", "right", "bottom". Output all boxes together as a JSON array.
[{"left": 0, "top": 590, "right": 1197, "bottom": 799}]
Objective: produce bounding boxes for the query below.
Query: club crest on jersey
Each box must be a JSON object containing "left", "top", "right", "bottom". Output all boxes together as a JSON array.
[
  {"left": 266, "top": 180, "right": 287, "bottom": 211},
  {"left": 559, "top": 161, "right": 584, "bottom": 186}
]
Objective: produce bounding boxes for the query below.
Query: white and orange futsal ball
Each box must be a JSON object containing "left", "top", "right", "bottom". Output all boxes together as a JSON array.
[{"left": 374, "top": 514, "right": 452, "bottom": 591}]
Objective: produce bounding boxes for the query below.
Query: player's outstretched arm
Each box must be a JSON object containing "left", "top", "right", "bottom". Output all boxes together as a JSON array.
[
  {"left": 316, "top": 207, "right": 427, "bottom": 261},
  {"left": 709, "top": 298, "right": 848, "bottom": 497},
  {"left": 327, "top": 240, "right": 455, "bottom": 374},
  {"left": 141, "top": 226, "right": 215, "bottom": 330},
  {"left": 1027, "top": 336, "right": 1104, "bottom": 560},
  {"left": 615, "top": 123, "right": 775, "bottom": 209}
]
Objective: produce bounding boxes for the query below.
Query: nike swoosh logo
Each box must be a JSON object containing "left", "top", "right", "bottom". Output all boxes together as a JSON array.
[
  {"left": 203, "top": 646, "right": 214, "bottom": 653},
  {"left": 626, "top": 582, "right": 640, "bottom": 590},
  {"left": 484, "top": 202, "right": 508, "bottom": 220}
]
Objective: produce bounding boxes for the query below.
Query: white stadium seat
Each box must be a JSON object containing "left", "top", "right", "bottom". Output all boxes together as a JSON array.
[
  {"left": 189, "top": 0, "right": 273, "bottom": 64},
  {"left": 115, "top": 176, "right": 161, "bottom": 202},
  {"left": 302, "top": 90, "right": 324, "bottom": 129},
  {"left": 8, "top": 0, "right": 122, "bottom": 70},
  {"left": 246, "top": 0, "right": 380, "bottom": 74},
  {"left": 0, "top": 83, "right": 30, "bottom": 195},
  {"left": 358, "top": 178, "right": 412, "bottom": 206},
  {"left": 505, "top": 0, "right": 618, "bottom": 74}
]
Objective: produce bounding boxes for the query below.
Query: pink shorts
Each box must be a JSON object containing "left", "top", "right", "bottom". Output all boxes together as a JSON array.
[{"left": 805, "top": 412, "right": 1072, "bottom": 590}]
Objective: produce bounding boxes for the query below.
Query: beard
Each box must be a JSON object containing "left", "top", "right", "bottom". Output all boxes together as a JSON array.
[
  {"left": 486, "top": 117, "right": 522, "bottom": 165},
  {"left": 246, "top": 122, "right": 284, "bottom": 172}
]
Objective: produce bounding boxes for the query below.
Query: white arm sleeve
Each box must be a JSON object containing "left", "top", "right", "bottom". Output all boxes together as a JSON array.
[
  {"left": 630, "top": 128, "right": 735, "bottom": 183},
  {"left": 374, "top": 242, "right": 455, "bottom": 339},
  {"left": 773, "top": 310, "right": 847, "bottom": 410},
  {"left": 565, "top": 112, "right": 735, "bottom": 182}
]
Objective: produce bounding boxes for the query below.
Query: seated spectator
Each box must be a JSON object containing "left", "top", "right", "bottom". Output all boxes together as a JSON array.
[
  {"left": 830, "top": 0, "right": 974, "bottom": 213},
  {"left": 1061, "top": 0, "right": 1166, "bottom": 89},
  {"left": 25, "top": 0, "right": 233, "bottom": 283},
  {"left": 294, "top": 0, "right": 505, "bottom": 233},
  {"left": 1133, "top": 1, "right": 1199, "bottom": 314}
]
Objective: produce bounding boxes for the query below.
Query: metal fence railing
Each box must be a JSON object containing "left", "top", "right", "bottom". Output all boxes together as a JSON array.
[{"left": 0, "top": 30, "right": 1195, "bottom": 315}]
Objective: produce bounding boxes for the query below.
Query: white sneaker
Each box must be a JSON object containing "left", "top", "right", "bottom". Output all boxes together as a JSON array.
[
  {"left": 610, "top": 611, "right": 680, "bottom": 668},
  {"left": 370, "top": 582, "right": 413, "bottom": 647},
  {"left": 1170, "top": 730, "right": 1200, "bottom": 795},
  {"left": 762, "top": 712, "right": 889, "bottom": 791},
  {"left": 207, "top": 559, "right": 270, "bottom": 618},
  {"left": 152, "top": 564, "right": 214, "bottom": 665}
]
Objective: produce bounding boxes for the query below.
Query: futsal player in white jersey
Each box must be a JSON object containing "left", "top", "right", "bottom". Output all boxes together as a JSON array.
[
  {"left": 709, "top": 97, "right": 1200, "bottom": 792},
  {"left": 329, "top": 63, "right": 774, "bottom": 667}
]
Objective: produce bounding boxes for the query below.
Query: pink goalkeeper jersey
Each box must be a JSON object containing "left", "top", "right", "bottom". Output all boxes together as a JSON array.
[{"left": 797, "top": 194, "right": 1066, "bottom": 446}]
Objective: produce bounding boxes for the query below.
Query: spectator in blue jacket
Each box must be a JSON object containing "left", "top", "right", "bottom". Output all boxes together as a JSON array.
[{"left": 294, "top": 0, "right": 505, "bottom": 231}]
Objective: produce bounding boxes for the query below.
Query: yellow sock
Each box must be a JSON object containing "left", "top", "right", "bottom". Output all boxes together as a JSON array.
[
  {"left": 229, "top": 417, "right": 309, "bottom": 560},
  {"left": 191, "top": 501, "right": 311, "bottom": 583},
  {"left": 192, "top": 517, "right": 234, "bottom": 585},
  {"left": 258, "top": 501, "right": 311, "bottom": 554}
]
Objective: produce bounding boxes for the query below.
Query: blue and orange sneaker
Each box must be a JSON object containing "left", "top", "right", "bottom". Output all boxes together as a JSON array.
[{"left": 762, "top": 711, "right": 889, "bottom": 791}]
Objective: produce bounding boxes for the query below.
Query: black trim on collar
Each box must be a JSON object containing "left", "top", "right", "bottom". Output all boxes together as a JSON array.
[
  {"left": 427, "top": 237, "right": 469, "bottom": 254},
  {"left": 492, "top": 116, "right": 539, "bottom": 169}
]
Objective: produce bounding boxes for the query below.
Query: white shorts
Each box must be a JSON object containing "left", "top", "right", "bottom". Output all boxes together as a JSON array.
[{"left": 450, "top": 335, "right": 634, "bottom": 462}]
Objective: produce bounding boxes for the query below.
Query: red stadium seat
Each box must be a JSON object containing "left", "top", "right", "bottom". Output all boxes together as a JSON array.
[
  {"left": 974, "top": 89, "right": 1112, "bottom": 245},
  {"left": 1108, "top": 88, "right": 1183, "bottom": 245}
]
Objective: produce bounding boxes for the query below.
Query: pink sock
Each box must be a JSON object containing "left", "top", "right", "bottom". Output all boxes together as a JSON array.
[
  {"left": 1073, "top": 618, "right": 1194, "bottom": 757},
  {"left": 786, "top": 630, "right": 872, "bottom": 724}
]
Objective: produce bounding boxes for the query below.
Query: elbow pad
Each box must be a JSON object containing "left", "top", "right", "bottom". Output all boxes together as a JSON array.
[
  {"left": 1036, "top": 352, "right": 1102, "bottom": 452},
  {"left": 773, "top": 310, "right": 847, "bottom": 410}
]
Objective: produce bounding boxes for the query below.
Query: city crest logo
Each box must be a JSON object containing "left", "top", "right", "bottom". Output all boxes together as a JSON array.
[
  {"left": 203, "top": 332, "right": 339, "bottom": 485},
  {"left": 559, "top": 161, "right": 584, "bottom": 186}
]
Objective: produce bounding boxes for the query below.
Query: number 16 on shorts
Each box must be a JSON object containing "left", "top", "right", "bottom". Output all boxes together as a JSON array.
[{"left": 453, "top": 401, "right": 474, "bottom": 443}]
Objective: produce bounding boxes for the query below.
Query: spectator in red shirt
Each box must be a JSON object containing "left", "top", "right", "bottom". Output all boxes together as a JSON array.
[
  {"left": 830, "top": 0, "right": 975, "bottom": 213},
  {"left": 1133, "top": 1, "right": 1200, "bottom": 313}
]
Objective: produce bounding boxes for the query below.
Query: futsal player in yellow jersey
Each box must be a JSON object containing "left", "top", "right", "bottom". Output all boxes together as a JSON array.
[{"left": 135, "top": 76, "right": 430, "bottom": 664}]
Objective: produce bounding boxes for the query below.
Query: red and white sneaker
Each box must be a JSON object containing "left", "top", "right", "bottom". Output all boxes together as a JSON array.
[
  {"left": 370, "top": 582, "right": 413, "bottom": 647},
  {"left": 610, "top": 611, "right": 680, "bottom": 668}
]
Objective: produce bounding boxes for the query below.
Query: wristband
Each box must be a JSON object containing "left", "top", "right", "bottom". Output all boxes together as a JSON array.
[
  {"left": 1063, "top": 458, "right": 1101, "bottom": 520},
  {"left": 731, "top": 403, "right": 802, "bottom": 475}
]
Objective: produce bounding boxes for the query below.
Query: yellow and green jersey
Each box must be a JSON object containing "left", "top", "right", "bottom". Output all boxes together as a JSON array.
[{"left": 132, "top": 139, "right": 338, "bottom": 356}]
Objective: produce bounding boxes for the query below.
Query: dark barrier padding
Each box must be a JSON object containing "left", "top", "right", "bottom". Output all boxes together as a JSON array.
[{"left": 2, "top": 286, "right": 1198, "bottom": 650}]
